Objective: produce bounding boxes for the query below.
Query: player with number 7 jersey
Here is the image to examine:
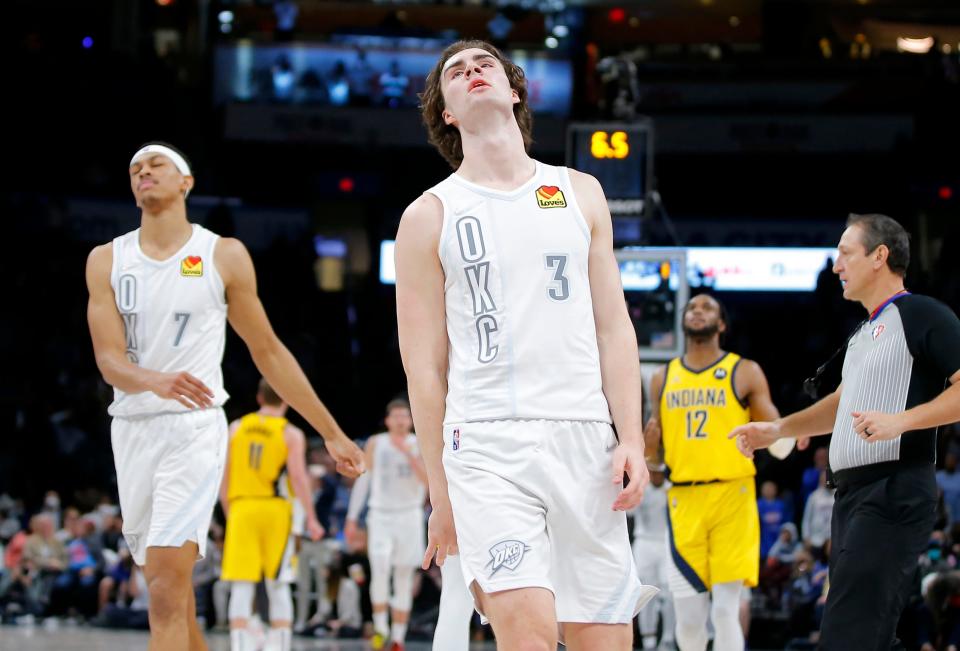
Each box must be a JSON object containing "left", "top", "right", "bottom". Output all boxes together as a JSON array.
[{"left": 85, "top": 142, "right": 363, "bottom": 651}]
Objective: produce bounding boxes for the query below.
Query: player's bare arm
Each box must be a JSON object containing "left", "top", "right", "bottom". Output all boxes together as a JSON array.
[
  {"left": 214, "top": 237, "right": 364, "bottom": 477},
  {"left": 395, "top": 193, "right": 458, "bottom": 567},
  {"left": 86, "top": 243, "right": 214, "bottom": 410},
  {"left": 736, "top": 360, "right": 780, "bottom": 422},
  {"left": 393, "top": 438, "right": 428, "bottom": 486},
  {"left": 570, "top": 169, "right": 649, "bottom": 511},
  {"left": 343, "top": 437, "right": 377, "bottom": 545},
  {"left": 218, "top": 419, "right": 242, "bottom": 517},
  {"left": 643, "top": 366, "right": 666, "bottom": 462},
  {"left": 284, "top": 424, "right": 325, "bottom": 541},
  {"left": 729, "top": 384, "right": 843, "bottom": 458}
]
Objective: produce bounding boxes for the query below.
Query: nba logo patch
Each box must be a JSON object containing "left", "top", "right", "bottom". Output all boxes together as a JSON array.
[
  {"left": 452, "top": 428, "right": 460, "bottom": 451},
  {"left": 872, "top": 324, "right": 885, "bottom": 340},
  {"left": 181, "top": 255, "right": 203, "bottom": 277},
  {"left": 535, "top": 185, "right": 567, "bottom": 209}
]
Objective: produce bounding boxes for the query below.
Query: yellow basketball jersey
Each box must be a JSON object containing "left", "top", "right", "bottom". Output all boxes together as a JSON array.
[
  {"left": 660, "top": 352, "right": 754, "bottom": 483},
  {"left": 227, "top": 413, "right": 289, "bottom": 500}
]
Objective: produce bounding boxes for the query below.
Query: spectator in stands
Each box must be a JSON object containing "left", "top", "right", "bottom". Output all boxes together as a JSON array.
[
  {"left": 94, "top": 548, "right": 149, "bottom": 630},
  {"left": 347, "top": 48, "right": 375, "bottom": 106},
  {"left": 379, "top": 60, "right": 409, "bottom": 108},
  {"left": 802, "top": 470, "right": 835, "bottom": 552},
  {"left": 56, "top": 507, "right": 79, "bottom": 544},
  {"left": 938, "top": 452, "right": 960, "bottom": 526},
  {"left": 273, "top": 0, "right": 299, "bottom": 41},
  {"left": 330, "top": 563, "right": 365, "bottom": 638},
  {"left": 758, "top": 480, "right": 789, "bottom": 559},
  {"left": 327, "top": 61, "right": 350, "bottom": 107},
  {"left": 41, "top": 491, "right": 62, "bottom": 530},
  {"left": 49, "top": 515, "right": 100, "bottom": 618},
  {"left": 800, "top": 447, "right": 829, "bottom": 506},
  {"left": 761, "top": 523, "right": 801, "bottom": 610}
]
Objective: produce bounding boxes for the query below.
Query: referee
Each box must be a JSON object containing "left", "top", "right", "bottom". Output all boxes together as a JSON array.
[{"left": 730, "top": 213, "right": 960, "bottom": 650}]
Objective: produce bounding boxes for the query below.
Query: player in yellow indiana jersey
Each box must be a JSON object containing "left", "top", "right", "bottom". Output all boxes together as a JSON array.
[
  {"left": 644, "top": 294, "right": 782, "bottom": 651},
  {"left": 219, "top": 379, "right": 324, "bottom": 651}
]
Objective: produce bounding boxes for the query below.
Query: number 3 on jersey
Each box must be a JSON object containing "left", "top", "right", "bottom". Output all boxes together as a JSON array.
[
  {"left": 544, "top": 254, "right": 570, "bottom": 301},
  {"left": 686, "top": 410, "right": 708, "bottom": 439}
]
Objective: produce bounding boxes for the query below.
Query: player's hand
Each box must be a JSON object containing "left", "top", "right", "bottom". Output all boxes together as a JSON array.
[
  {"left": 852, "top": 411, "right": 906, "bottom": 443},
  {"left": 612, "top": 439, "right": 648, "bottom": 511},
  {"left": 422, "top": 500, "right": 458, "bottom": 570},
  {"left": 306, "top": 517, "right": 325, "bottom": 542},
  {"left": 344, "top": 519, "right": 359, "bottom": 547},
  {"left": 149, "top": 371, "right": 214, "bottom": 409},
  {"left": 327, "top": 434, "right": 366, "bottom": 478},
  {"left": 728, "top": 421, "right": 782, "bottom": 458},
  {"left": 797, "top": 436, "right": 812, "bottom": 451}
]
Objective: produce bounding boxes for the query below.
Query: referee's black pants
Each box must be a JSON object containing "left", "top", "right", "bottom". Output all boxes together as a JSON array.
[{"left": 819, "top": 462, "right": 937, "bottom": 651}]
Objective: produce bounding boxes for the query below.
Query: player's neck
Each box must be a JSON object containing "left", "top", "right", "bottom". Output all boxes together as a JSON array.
[
  {"left": 258, "top": 406, "right": 286, "bottom": 417},
  {"left": 139, "top": 204, "right": 192, "bottom": 258},
  {"left": 456, "top": 116, "right": 533, "bottom": 191},
  {"left": 683, "top": 339, "right": 724, "bottom": 369}
]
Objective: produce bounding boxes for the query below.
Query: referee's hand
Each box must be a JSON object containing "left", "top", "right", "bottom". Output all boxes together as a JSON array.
[
  {"left": 728, "top": 421, "right": 782, "bottom": 459},
  {"left": 852, "top": 410, "right": 905, "bottom": 442}
]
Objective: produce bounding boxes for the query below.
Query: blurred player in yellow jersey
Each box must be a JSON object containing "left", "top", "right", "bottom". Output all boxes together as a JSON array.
[
  {"left": 219, "top": 379, "right": 324, "bottom": 651},
  {"left": 644, "top": 294, "right": 781, "bottom": 651}
]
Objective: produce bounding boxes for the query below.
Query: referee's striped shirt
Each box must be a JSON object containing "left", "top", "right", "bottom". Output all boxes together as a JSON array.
[{"left": 831, "top": 293, "right": 960, "bottom": 472}]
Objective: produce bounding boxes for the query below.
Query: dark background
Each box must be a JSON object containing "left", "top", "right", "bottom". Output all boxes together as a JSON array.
[{"left": 4, "top": 0, "right": 960, "bottom": 508}]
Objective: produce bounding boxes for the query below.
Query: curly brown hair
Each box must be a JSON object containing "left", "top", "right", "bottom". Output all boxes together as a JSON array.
[{"left": 419, "top": 40, "right": 534, "bottom": 170}]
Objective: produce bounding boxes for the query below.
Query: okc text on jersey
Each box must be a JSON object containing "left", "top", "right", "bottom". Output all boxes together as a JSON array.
[{"left": 455, "top": 215, "right": 499, "bottom": 364}]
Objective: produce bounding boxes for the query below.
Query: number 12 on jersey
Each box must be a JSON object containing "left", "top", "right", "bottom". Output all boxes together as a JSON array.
[{"left": 686, "top": 410, "right": 708, "bottom": 439}]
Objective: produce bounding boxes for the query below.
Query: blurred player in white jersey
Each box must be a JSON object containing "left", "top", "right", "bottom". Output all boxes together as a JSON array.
[
  {"left": 345, "top": 399, "right": 427, "bottom": 651},
  {"left": 396, "top": 41, "right": 657, "bottom": 650},
  {"left": 631, "top": 463, "right": 675, "bottom": 650},
  {"left": 85, "top": 142, "right": 364, "bottom": 651}
]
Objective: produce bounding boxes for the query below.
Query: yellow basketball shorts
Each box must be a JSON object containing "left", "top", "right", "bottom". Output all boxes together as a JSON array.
[
  {"left": 221, "top": 498, "right": 293, "bottom": 582},
  {"left": 665, "top": 477, "right": 759, "bottom": 598}
]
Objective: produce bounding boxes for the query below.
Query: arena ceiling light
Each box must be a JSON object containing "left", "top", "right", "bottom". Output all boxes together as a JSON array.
[{"left": 896, "top": 36, "right": 934, "bottom": 53}]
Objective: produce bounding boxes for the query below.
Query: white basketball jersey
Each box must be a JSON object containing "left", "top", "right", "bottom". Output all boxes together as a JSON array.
[
  {"left": 108, "top": 224, "right": 229, "bottom": 417},
  {"left": 631, "top": 481, "right": 670, "bottom": 542},
  {"left": 428, "top": 161, "right": 611, "bottom": 424},
  {"left": 369, "top": 433, "right": 425, "bottom": 511}
]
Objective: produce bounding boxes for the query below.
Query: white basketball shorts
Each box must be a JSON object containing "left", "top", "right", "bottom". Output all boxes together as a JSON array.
[
  {"left": 367, "top": 507, "right": 426, "bottom": 568},
  {"left": 442, "top": 419, "right": 658, "bottom": 624},
  {"left": 111, "top": 408, "right": 227, "bottom": 566}
]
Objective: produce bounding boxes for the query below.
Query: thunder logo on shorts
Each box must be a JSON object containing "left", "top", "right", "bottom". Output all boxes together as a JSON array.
[{"left": 486, "top": 539, "right": 532, "bottom": 577}]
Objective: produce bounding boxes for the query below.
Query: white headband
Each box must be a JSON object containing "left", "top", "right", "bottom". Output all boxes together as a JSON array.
[{"left": 129, "top": 144, "right": 192, "bottom": 177}]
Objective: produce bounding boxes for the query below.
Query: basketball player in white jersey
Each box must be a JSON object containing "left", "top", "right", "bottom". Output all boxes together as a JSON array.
[
  {"left": 396, "top": 41, "right": 658, "bottom": 650},
  {"left": 344, "top": 398, "right": 427, "bottom": 651},
  {"left": 631, "top": 463, "right": 675, "bottom": 651},
  {"left": 85, "top": 142, "right": 365, "bottom": 651}
]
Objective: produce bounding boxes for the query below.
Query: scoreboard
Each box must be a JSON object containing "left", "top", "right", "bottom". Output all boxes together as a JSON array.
[{"left": 566, "top": 120, "right": 653, "bottom": 217}]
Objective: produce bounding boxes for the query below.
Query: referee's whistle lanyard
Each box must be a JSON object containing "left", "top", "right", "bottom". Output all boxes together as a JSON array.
[
  {"left": 802, "top": 290, "right": 911, "bottom": 399},
  {"left": 869, "top": 289, "right": 911, "bottom": 322}
]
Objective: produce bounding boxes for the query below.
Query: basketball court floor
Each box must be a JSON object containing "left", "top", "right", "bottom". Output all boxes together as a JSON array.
[{"left": 0, "top": 626, "right": 500, "bottom": 650}]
